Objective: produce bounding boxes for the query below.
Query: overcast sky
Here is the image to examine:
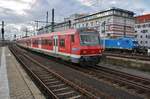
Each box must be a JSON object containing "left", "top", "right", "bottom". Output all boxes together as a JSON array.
[{"left": 0, "top": 0, "right": 150, "bottom": 39}]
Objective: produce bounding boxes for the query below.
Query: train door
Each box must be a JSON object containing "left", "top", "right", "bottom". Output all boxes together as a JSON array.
[
  {"left": 39, "top": 38, "right": 42, "bottom": 49},
  {"left": 53, "top": 35, "right": 58, "bottom": 54}
]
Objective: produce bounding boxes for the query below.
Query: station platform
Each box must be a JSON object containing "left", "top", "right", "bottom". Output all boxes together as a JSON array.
[{"left": 0, "top": 47, "right": 45, "bottom": 99}]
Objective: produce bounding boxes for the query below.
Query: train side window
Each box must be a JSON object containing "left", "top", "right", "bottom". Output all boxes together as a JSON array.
[
  {"left": 35, "top": 40, "right": 38, "bottom": 44},
  {"left": 59, "top": 39, "right": 65, "bottom": 47},
  {"left": 53, "top": 39, "right": 55, "bottom": 46},
  {"left": 71, "top": 35, "right": 74, "bottom": 43},
  {"left": 48, "top": 40, "right": 52, "bottom": 46},
  {"left": 41, "top": 40, "right": 43, "bottom": 45},
  {"left": 38, "top": 40, "right": 41, "bottom": 45},
  {"left": 41, "top": 40, "right": 44, "bottom": 45},
  {"left": 36, "top": 40, "right": 38, "bottom": 44},
  {"left": 56, "top": 39, "right": 58, "bottom": 46},
  {"left": 45, "top": 40, "right": 48, "bottom": 45}
]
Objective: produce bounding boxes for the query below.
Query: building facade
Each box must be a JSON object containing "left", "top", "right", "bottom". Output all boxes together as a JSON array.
[
  {"left": 74, "top": 8, "right": 135, "bottom": 38},
  {"left": 135, "top": 14, "right": 150, "bottom": 48},
  {"left": 37, "top": 8, "right": 136, "bottom": 39},
  {"left": 37, "top": 21, "right": 71, "bottom": 35}
]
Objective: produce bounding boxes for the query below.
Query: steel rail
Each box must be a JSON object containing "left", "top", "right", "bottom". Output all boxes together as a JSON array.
[
  {"left": 104, "top": 52, "right": 150, "bottom": 61},
  {"left": 9, "top": 46, "right": 99, "bottom": 99}
]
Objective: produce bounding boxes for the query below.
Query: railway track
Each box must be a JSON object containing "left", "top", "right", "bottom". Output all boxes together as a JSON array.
[
  {"left": 65, "top": 64, "right": 150, "bottom": 98},
  {"left": 88, "top": 66, "right": 150, "bottom": 95},
  {"left": 9, "top": 45, "right": 99, "bottom": 99},
  {"left": 11, "top": 44, "right": 150, "bottom": 98},
  {"left": 104, "top": 52, "right": 150, "bottom": 61}
]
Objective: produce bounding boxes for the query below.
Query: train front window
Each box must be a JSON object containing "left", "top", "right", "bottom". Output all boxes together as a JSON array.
[{"left": 80, "top": 34, "right": 99, "bottom": 45}]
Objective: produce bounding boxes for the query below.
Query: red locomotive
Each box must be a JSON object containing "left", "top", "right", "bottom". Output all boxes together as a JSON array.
[{"left": 17, "top": 28, "right": 103, "bottom": 66}]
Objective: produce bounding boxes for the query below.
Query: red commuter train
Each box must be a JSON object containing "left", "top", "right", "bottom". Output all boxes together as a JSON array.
[{"left": 17, "top": 28, "right": 103, "bottom": 66}]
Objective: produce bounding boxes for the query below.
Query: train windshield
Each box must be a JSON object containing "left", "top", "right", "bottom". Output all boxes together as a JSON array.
[{"left": 80, "top": 34, "right": 99, "bottom": 46}]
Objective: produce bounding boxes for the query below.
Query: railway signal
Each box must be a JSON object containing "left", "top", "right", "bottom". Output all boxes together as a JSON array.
[{"left": 1, "top": 21, "right": 5, "bottom": 41}]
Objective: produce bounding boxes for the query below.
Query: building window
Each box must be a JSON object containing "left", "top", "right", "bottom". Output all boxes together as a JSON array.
[
  {"left": 82, "top": 24, "right": 84, "bottom": 27},
  {"left": 146, "top": 24, "right": 149, "bottom": 27},
  {"left": 140, "top": 35, "right": 142, "bottom": 38},
  {"left": 91, "top": 22, "right": 93, "bottom": 26},
  {"left": 78, "top": 24, "right": 80, "bottom": 28},
  {"left": 140, "top": 41, "right": 143, "bottom": 44},
  {"left": 107, "top": 18, "right": 111, "bottom": 23},
  {"left": 146, "top": 35, "right": 148, "bottom": 38},
  {"left": 143, "top": 24, "right": 146, "bottom": 28},
  {"left": 141, "top": 30, "right": 148, "bottom": 33},
  {"left": 137, "top": 25, "right": 141, "bottom": 28},
  {"left": 96, "top": 21, "right": 99, "bottom": 25},
  {"left": 148, "top": 35, "right": 150, "bottom": 39},
  {"left": 145, "top": 41, "right": 148, "bottom": 44},
  {"left": 149, "top": 24, "right": 150, "bottom": 27},
  {"left": 86, "top": 23, "right": 88, "bottom": 27}
]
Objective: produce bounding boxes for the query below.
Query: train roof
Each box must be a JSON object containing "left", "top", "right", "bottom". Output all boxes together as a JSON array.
[
  {"left": 19, "top": 29, "right": 77, "bottom": 40},
  {"left": 18, "top": 28, "right": 98, "bottom": 41}
]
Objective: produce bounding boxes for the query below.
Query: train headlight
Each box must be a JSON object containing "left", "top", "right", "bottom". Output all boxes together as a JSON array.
[
  {"left": 80, "top": 50, "right": 87, "bottom": 54},
  {"left": 83, "top": 50, "right": 87, "bottom": 54},
  {"left": 99, "top": 50, "right": 101, "bottom": 53}
]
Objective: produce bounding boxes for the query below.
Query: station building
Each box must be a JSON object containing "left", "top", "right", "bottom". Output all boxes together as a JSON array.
[
  {"left": 135, "top": 14, "right": 150, "bottom": 48},
  {"left": 37, "top": 21, "right": 71, "bottom": 35},
  {"left": 37, "top": 14, "right": 85, "bottom": 35},
  {"left": 37, "top": 8, "right": 136, "bottom": 39},
  {"left": 73, "top": 8, "right": 135, "bottom": 38}
]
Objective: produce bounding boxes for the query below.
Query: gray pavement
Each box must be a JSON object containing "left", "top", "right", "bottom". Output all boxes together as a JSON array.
[
  {"left": 0, "top": 46, "right": 45, "bottom": 99},
  {"left": 0, "top": 47, "right": 10, "bottom": 99}
]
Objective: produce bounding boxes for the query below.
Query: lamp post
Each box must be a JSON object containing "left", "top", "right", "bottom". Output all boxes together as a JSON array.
[
  {"left": 124, "top": 18, "right": 126, "bottom": 37},
  {"left": 102, "top": 21, "right": 106, "bottom": 49}
]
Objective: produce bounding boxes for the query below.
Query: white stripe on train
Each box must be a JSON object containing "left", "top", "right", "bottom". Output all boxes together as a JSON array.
[{"left": 19, "top": 44, "right": 102, "bottom": 59}]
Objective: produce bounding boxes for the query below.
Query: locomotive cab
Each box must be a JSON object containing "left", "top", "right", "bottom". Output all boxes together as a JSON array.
[{"left": 75, "top": 29, "right": 103, "bottom": 66}]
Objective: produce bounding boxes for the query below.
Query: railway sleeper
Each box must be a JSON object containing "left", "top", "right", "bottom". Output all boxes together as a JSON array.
[
  {"left": 41, "top": 78, "right": 57, "bottom": 83},
  {"left": 55, "top": 88, "right": 74, "bottom": 95},
  {"left": 136, "top": 89, "right": 147, "bottom": 94},
  {"left": 56, "top": 91, "right": 81, "bottom": 99},
  {"left": 45, "top": 81, "right": 61, "bottom": 86},
  {"left": 40, "top": 76, "right": 54, "bottom": 80},
  {"left": 53, "top": 87, "right": 69, "bottom": 92}
]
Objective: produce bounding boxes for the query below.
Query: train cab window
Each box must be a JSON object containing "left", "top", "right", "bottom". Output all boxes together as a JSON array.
[
  {"left": 71, "top": 35, "right": 74, "bottom": 43},
  {"left": 80, "top": 34, "right": 99, "bottom": 45},
  {"left": 59, "top": 39, "right": 65, "bottom": 47}
]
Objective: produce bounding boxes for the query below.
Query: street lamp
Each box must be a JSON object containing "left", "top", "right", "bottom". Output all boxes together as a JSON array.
[
  {"left": 101, "top": 21, "right": 106, "bottom": 49},
  {"left": 124, "top": 18, "right": 126, "bottom": 37}
]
